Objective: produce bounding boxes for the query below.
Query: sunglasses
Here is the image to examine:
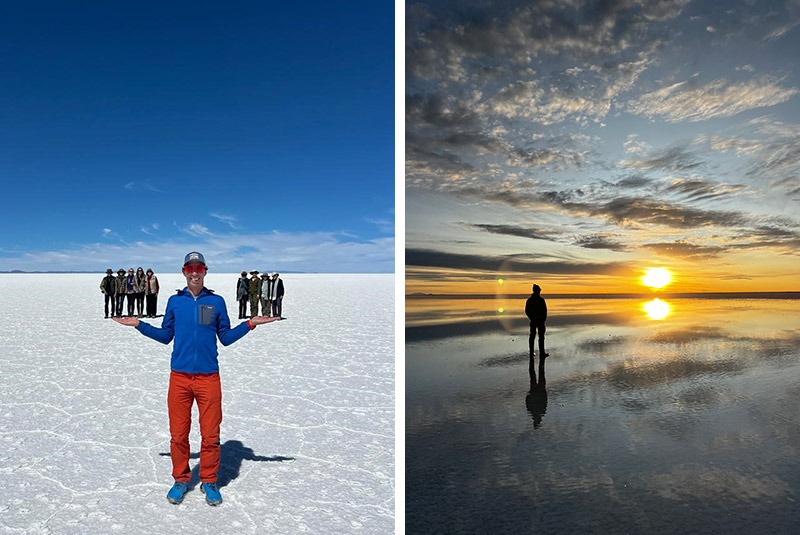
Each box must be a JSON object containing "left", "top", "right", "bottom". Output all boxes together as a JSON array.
[{"left": 183, "top": 264, "right": 207, "bottom": 275}]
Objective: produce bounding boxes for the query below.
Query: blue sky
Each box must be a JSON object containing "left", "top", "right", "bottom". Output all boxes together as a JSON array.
[
  {"left": 406, "top": 0, "right": 800, "bottom": 293},
  {"left": 0, "top": 1, "right": 394, "bottom": 273}
]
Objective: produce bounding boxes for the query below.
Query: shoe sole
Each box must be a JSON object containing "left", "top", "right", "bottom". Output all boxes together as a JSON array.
[
  {"left": 167, "top": 485, "right": 188, "bottom": 504},
  {"left": 167, "top": 494, "right": 185, "bottom": 505},
  {"left": 201, "top": 485, "right": 222, "bottom": 506}
]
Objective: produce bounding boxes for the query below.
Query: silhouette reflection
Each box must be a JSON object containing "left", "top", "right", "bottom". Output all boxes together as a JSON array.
[{"left": 525, "top": 353, "right": 548, "bottom": 429}]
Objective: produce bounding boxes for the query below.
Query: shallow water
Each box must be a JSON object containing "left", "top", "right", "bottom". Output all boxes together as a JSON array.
[{"left": 406, "top": 296, "right": 800, "bottom": 534}]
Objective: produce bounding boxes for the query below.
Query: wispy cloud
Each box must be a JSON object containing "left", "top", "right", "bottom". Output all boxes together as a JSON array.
[
  {"left": 140, "top": 223, "right": 160, "bottom": 236},
  {"left": 621, "top": 145, "right": 704, "bottom": 172},
  {"left": 210, "top": 212, "right": 239, "bottom": 229},
  {"left": 101, "top": 228, "right": 125, "bottom": 242},
  {"left": 407, "top": 248, "right": 630, "bottom": 275},
  {"left": 574, "top": 234, "right": 630, "bottom": 252},
  {"left": 365, "top": 217, "right": 394, "bottom": 234},
  {"left": 471, "top": 224, "right": 562, "bottom": 242},
  {"left": 628, "top": 77, "right": 799, "bottom": 123},
  {"left": 185, "top": 224, "right": 212, "bottom": 237},
  {"left": 124, "top": 181, "right": 163, "bottom": 193},
  {"left": 661, "top": 178, "right": 748, "bottom": 203},
  {"left": 642, "top": 241, "right": 727, "bottom": 260},
  {"left": 0, "top": 231, "right": 394, "bottom": 273}
]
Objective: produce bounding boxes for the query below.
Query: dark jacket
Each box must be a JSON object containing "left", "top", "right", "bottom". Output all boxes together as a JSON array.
[
  {"left": 136, "top": 287, "right": 251, "bottom": 373},
  {"left": 236, "top": 277, "right": 249, "bottom": 300},
  {"left": 100, "top": 275, "right": 116, "bottom": 295},
  {"left": 525, "top": 294, "right": 547, "bottom": 324}
]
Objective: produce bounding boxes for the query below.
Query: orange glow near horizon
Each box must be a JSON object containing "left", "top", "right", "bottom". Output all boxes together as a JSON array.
[{"left": 405, "top": 260, "right": 798, "bottom": 296}]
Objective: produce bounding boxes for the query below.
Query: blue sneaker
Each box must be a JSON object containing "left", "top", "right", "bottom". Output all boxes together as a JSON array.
[
  {"left": 201, "top": 482, "right": 223, "bottom": 506},
  {"left": 166, "top": 482, "right": 188, "bottom": 504}
]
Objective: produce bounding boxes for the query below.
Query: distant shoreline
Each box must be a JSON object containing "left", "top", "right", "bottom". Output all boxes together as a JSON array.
[{"left": 407, "top": 292, "right": 800, "bottom": 299}]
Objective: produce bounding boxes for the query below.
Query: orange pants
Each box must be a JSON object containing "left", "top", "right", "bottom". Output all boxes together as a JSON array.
[{"left": 167, "top": 371, "right": 222, "bottom": 483}]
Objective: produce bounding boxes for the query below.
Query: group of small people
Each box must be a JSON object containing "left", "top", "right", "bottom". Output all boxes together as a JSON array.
[
  {"left": 236, "top": 270, "right": 285, "bottom": 319},
  {"left": 100, "top": 267, "right": 160, "bottom": 318}
]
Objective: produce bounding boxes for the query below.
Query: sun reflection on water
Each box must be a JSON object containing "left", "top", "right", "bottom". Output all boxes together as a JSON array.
[{"left": 643, "top": 298, "right": 671, "bottom": 320}]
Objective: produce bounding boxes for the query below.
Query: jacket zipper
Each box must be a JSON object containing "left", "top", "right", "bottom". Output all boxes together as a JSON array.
[{"left": 193, "top": 293, "right": 199, "bottom": 373}]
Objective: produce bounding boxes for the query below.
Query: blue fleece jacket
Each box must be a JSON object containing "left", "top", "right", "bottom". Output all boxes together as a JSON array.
[{"left": 136, "top": 287, "right": 251, "bottom": 373}]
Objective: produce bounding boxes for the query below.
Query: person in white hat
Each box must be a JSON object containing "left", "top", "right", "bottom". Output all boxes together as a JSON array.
[
  {"left": 271, "top": 272, "right": 285, "bottom": 318},
  {"left": 259, "top": 272, "right": 272, "bottom": 317}
]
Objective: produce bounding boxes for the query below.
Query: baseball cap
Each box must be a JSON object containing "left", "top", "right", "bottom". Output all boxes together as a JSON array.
[{"left": 183, "top": 251, "right": 206, "bottom": 266}]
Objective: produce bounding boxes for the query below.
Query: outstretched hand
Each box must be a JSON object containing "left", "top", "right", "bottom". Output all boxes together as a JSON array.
[
  {"left": 249, "top": 316, "right": 282, "bottom": 326},
  {"left": 113, "top": 317, "right": 140, "bottom": 328}
]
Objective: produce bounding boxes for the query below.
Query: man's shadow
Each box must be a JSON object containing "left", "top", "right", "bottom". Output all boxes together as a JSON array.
[
  {"left": 160, "top": 439, "right": 295, "bottom": 488},
  {"left": 525, "top": 352, "right": 548, "bottom": 429}
]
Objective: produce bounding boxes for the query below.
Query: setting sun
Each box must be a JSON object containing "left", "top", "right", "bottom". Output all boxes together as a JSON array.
[{"left": 642, "top": 267, "right": 672, "bottom": 289}]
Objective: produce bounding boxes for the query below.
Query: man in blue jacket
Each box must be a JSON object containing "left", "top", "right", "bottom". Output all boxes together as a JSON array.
[{"left": 114, "top": 251, "right": 280, "bottom": 506}]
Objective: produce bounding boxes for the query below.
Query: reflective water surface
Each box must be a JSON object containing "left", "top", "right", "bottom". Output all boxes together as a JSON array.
[{"left": 406, "top": 296, "right": 800, "bottom": 534}]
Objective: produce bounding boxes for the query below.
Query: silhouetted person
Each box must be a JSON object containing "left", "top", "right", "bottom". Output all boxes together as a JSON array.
[
  {"left": 525, "top": 283, "right": 548, "bottom": 358},
  {"left": 526, "top": 351, "right": 548, "bottom": 428}
]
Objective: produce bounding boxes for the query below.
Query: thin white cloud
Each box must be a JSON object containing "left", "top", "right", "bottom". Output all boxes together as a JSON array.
[
  {"left": 100, "top": 228, "right": 129, "bottom": 246},
  {"left": 365, "top": 217, "right": 394, "bottom": 234},
  {"left": 628, "top": 77, "right": 799, "bottom": 123},
  {"left": 624, "top": 134, "right": 651, "bottom": 155},
  {"left": 140, "top": 224, "right": 160, "bottom": 236},
  {"left": 210, "top": 212, "right": 239, "bottom": 229},
  {"left": 763, "top": 21, "right": 799, "bottom": 41},
  {"left": 0, "top": 230, "right": 394, "bottom": 273},
  {"left": 185, "top": 224, "right": 212, "bottom": 237},
  {"left": 123, "top": 181, "right": 163, "bottom": 193}
]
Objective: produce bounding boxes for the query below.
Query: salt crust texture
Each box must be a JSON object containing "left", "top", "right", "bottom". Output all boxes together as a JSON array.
[{"left": 0, "top": 273, "right": 394, "bottom": 534}]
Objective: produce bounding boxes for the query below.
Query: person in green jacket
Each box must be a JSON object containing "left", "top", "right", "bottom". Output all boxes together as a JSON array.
[
  {"left": 248, "top": 270, "right": 261, "bottom": 318},
  {"left": 114, "top": 268, "right": 127, "bottom": 317},
  {"left": 100, "top": 268, "right": 116, "bottom": 318}
]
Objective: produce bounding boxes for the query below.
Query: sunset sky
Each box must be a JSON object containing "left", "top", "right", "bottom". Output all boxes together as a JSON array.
[{"left": 406, "top": 0, "right": 800, "bottom": 294}]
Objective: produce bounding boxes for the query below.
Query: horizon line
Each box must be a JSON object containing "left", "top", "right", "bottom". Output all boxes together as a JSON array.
[
  {"left": 0, "top": 270, "right": 394, "bottom": 275},
  {"left": 407, "top": 291, "right": 800, "bottom": 299}
]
